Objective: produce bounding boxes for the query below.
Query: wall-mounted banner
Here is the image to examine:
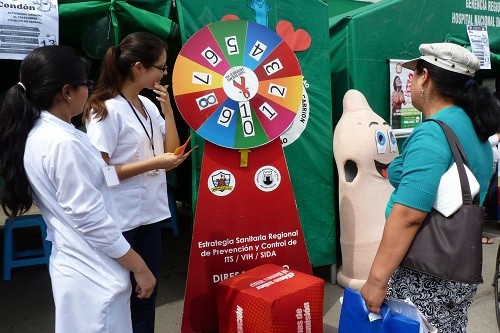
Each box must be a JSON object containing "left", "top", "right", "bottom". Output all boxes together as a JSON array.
[
  {"left": 0, "top": 0, "right": 59, "bottom": 60},
  {"left": 388, "top": 59, "right": 422, "bottom": 138}
]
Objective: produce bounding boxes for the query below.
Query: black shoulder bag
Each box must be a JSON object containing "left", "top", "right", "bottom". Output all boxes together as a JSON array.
[{"left": 400, "top": 119, "right": 484, "bottom": 284}]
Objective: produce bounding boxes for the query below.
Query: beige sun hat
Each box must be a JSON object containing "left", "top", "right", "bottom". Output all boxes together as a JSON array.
[{"left": 402, "top": 42, "right": 480, "bottom": 77}]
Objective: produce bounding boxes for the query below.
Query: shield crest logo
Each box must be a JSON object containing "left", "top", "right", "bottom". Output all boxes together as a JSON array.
[
  {"left": 211, "top": 171, "right": 231, "bottom": 188},
  {"left": 208, "top": 169, "right": 235, "bottom": 196}
]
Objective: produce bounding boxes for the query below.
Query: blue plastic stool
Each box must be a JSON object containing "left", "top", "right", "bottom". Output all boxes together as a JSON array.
[
  {"left": 3, "top": 214, "right": 51, "bottom": 280},
  {"left": 161, "top": 190, "right": 180, "bottom": 236}
]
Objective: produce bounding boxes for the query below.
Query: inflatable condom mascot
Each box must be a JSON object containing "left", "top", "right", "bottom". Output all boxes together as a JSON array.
[{"left": 333, "top": 89, "right": 399, "bottom": 290}]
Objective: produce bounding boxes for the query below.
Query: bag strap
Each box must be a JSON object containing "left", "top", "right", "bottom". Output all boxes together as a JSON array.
[{"left": 426, "top": 119, "right": 475, "bottom": 206}]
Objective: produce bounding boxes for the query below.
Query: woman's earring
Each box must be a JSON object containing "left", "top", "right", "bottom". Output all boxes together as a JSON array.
[
  {"left": 68, "top": 96, "right": 72, "bottom": 101},
  {"left": 420, "top": 89, "right": 425, "bottom": 98}
]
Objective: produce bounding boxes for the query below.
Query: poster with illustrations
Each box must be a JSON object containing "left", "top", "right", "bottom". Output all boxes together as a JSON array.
[
  {"left": 389, "top": 59, "right": 422, "bottom": 137},
  {"left": 0, "top": 0, "right": 59, "bottom": 60}
]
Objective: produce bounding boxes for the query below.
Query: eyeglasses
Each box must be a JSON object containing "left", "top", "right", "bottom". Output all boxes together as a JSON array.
[
  {"left": 80, "top": 80, "right": 94, "bottom": 91},
  {"left": 151, "top": 64, "right": 167, "bottom": 72}
]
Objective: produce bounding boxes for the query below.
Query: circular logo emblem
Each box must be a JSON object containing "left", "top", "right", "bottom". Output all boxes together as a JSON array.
[
  {"left": 172, "top": 20, "right": 303, "bottom": 149},
  {"left": 222, "top": 66, "right": 259, "bottom": 102},
  {"left": 254, "top": 166, "right": 281, "bottom": 192},
  {"left": 208, "top": 169, "right": 236, "bottom": 196}
]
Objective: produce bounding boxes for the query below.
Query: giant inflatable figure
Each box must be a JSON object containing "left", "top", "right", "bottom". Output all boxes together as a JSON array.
[{"left": 333, "top": 89, "right": 399, "bottom": 290}]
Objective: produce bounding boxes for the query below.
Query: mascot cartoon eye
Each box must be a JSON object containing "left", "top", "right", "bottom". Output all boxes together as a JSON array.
[
  {"left": 388, "top": 129, "right": 397, "bottom": 153},
  {"left": 375, "top": 130, "right": 387, "bottom": 154}
]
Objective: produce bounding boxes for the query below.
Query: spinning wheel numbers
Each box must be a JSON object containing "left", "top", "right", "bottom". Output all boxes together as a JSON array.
[{"left": 172, "top": 20, "right": 303, "bottom": 149}]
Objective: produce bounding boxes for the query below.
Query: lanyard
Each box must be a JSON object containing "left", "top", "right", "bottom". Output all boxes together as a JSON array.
[{"left": 120, "top": 93, "right": 156, "bottom": 156}]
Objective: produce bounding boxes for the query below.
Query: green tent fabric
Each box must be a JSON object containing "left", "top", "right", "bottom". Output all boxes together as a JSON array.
[
  {"left": 329, "top": 0, "right": 500, "bottom": 125},
  {"left": 327, "top": 0, "right": 373, "bottom": 17},
  {"left": 176, "top": 0, "right": 336, "bottom": 267},
  {"left": 58, "top": 0, "right": 178, "bottom": 52}
]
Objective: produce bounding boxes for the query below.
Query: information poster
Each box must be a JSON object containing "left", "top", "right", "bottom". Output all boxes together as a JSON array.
[
  {"left": 388, "top": 59, "right": 422, "bottom": 138},
  {"left": 0, "top": 0, "right": 58, "bottom": 60},
  {"left": 467, "top": 24, "right": 492, "bottom": 69}
]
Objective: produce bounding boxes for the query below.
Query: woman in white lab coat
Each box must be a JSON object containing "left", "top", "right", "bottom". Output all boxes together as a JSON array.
[
  {"left": 0, "top": 45, "right": 155, "bottom": 333},
  {"left": 83, "top": 32, "right": 188, "bottom": 332}
]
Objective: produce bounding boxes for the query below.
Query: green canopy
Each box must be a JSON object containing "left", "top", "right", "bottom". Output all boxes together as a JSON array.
[
  {"left": 329, "top": 0, "right": 500, "bottom": 125},
  {"left": 58, "top": 0, "right": 177, "bottom": 49},
  {"left": 327, "top": 0, "right": 373, "bottom": 17}
]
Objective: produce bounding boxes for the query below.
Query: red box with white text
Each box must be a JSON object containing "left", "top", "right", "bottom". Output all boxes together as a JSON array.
[{"left": 217, "top": 263, "right": 324, "bottom": 333}]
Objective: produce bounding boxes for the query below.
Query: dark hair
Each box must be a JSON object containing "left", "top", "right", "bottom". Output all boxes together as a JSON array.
[
  {"left": 415, "top": 59, "right": 500, "bottom": 141},
  {"left": 82, "top": 32, "right": 167, "bottom": 122},
  {"left": 393, "top": 76, "right": 401, "bottom": 91},
  {"left": 0, "top": 45, "right": 89, "bottom": 218}
]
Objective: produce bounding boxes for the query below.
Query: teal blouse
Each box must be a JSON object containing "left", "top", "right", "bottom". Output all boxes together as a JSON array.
[{"left": 386, "top": 106, "right": 493, "bottom": 218}]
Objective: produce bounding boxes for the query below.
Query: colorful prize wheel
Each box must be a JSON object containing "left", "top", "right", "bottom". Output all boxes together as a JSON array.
[{"left": 172, "top": 20, "right": 303, "bottom": 149}]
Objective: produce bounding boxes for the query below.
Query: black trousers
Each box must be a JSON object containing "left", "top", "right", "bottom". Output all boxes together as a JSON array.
[{"left": 123, "top": 222, "right": 162, "bottom": 333}]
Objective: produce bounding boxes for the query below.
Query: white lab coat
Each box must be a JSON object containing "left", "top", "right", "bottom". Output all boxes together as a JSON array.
[
  {"left": 24, "top": 112, "right": 132, "bottom": 333},
  {"left": 86, "top": 95, "right": 170, "bottom": 231}
]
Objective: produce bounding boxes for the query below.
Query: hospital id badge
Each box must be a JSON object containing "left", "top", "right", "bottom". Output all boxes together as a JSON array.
[
  {"left": 148, "top": 169, "right": 160, "bottom": 176},
  {"left": 102, "top": 165, "right": 120, "bottom": 188}
]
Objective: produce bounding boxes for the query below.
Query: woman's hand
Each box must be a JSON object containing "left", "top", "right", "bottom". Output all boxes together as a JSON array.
[
  {"left": 360, "top": 279, "right": 388, "bottom": 314},
  {"left": 115, "top": 248, "right": 156, "bottom": 298},
  {"left": 134, "top": 268, "right": 156, "bottom": 299},
  {"left": 107, "top": 150, "right": 192, "bottom": 180},
  {"left": 360, "top": 204, "right": 426, "bottom": 314},
  {"left": 153, "top": 83, "right": 172, "bottom": 115},
  {"left": 152, "top": 151, "right": 190, "bottom": 171}
]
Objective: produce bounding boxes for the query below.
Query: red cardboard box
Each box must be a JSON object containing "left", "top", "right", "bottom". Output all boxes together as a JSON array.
[{"left": 217, "top": 264, "right": 324, "bottom": 333}]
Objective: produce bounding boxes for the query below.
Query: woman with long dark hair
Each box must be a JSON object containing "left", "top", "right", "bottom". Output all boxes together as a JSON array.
[
  {"left": 0, "top": 45, "right": 155, "bottom": 332},
  {"left": 83, "top": 32, "right": 188, "bottom": 332}
]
